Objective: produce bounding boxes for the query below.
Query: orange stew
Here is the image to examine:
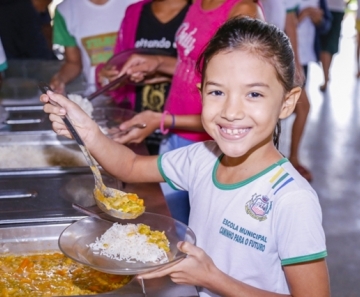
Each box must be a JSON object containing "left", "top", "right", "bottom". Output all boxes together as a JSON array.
[{"left": 0, "top": 252, "right": 131, "bottom": 296}]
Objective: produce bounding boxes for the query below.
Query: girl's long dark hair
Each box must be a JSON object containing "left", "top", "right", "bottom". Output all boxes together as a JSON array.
[{"left": 196, "top": 17, "right": 302, "bottom": 149}]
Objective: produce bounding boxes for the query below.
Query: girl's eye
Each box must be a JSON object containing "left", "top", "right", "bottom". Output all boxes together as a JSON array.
[
  {"left": 248, "top": 92, "right": 262, "bottom": 98},
  {"left": 209, "top": 90, "right": 224, "bottom": 96}
]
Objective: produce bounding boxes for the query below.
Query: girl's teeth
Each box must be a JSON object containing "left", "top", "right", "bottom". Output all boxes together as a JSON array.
[{"left": 223, "top": 128, "right": 246, "bottom": 135}]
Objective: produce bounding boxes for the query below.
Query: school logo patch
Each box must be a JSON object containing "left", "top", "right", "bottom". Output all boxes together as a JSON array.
[{"left": 245, "top": 193, "right": 272, "bottom": 221}]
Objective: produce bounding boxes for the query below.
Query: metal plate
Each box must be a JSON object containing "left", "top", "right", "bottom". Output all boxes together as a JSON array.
[{"left": 59, "top": 214, "right": 196, "bottom": 275}]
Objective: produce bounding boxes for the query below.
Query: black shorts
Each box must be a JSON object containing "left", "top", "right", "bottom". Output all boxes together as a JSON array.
[{"left": 320, "top": 11, "right": 345, "bottom": 55}]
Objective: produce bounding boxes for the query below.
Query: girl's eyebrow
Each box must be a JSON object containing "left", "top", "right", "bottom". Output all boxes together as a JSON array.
[
  {"left": 205, "top": 81, "right": 270, "bottom": 88},
  {"left": 246, "top": 83, "right": 270, "bottom": 88},
  {"left": 204, "top": 81, "right": 223, "bottom": 87}
]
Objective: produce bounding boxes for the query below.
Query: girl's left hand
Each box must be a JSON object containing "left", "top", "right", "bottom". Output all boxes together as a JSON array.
[
  {"left": 138, "top": 241, "right": 217, "bottom": 287},
  {"left": 113, "top": 110, "right": 161, "bottom": 144}
]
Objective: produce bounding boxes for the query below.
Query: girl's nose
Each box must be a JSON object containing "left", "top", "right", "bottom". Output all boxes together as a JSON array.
[{"left": 221, "top": 95, "right": 245, "bottom": 121}]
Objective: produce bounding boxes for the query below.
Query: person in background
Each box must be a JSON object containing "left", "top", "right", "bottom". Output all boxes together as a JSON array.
[
  {"left": 297, "top": 0, "right": 332, "bottom": 82},
  {"left": 0, "top": 0, "right": 54, "bottom": 60},
  {"left": 50, "top": 0, "right": 139, "bottom": 94},
  {"left": 319, "top": 0, "right": 346, "bottom": 91},
  {"left": 261, "top": 0, "right": 286, "bottom": 30},
  {"left": 283, "top": 0, "right": 313, "bottom": 182},
  {"left": 41, "top": 16, "right": 330, "bottom": 297},
  {"left": 0, "top": 38, "right": 8, "bottom": 91},
  {"left": 31, "top": 0, "right": 54, "bottom": 55},
  {"left": 96, "top": 0, "right": 192, "bottom": 156}
]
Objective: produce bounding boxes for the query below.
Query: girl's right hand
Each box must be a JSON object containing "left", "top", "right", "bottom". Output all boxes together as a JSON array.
[{"left": 40, "top": 91, "right": 100, "bottom": 145}]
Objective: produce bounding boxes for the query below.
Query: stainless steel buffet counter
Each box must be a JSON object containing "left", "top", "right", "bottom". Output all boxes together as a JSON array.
[{"left": 0, "top": 87, "right": 198, "bottom": 295}]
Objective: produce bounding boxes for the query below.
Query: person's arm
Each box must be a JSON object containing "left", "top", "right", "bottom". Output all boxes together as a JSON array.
[
  {"left": 113, "top": 111, "right": 204, "bottom": 145},
  {"left": 50, "top": 46, "right": 82, "bottom": 93},
  {"left": 50, "top": 7, "right": 82, "bottom": 93},
  {"left": 284, "top": 9, "right": 305, "bottom": 85},
  {"left": 229, "top": 0, "right": 265, "bottom": 20},
  {"left": 316, "top": 0, "right": 333, "bottom": 34},
  {"left": 40, "top": 91, "right": 163, "bottom": 183},
  {"left": 299, "top": 7, "right": 323, "bottom": 24},
  {"left": 118, "top": 54, "right": 177, "bottom": 83}
]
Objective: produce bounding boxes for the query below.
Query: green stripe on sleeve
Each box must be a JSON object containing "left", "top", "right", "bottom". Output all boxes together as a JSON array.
[
  {"left": 157, "top": 155, "right": 179, "bottom": 191},
  {"left": 281, "top": 251, "right": 328, "bottom": 266},
  {"left": 52, "top": 9, "right": 77, "bottom": 47}
]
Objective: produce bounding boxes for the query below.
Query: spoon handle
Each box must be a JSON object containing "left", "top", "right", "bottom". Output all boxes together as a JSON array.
[{"left": 86, "top": 74, "right": 128, "bottom": 101}]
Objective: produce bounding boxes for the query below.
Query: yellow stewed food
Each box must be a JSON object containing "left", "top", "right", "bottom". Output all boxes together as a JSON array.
[
  {"left": 94, "top": 187, "right": 145, "bottom": 215},
  {"left": 0, "top": 252, "right": 131, "bottom": 296}
]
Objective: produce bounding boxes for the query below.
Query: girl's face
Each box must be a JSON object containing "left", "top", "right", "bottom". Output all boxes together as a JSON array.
[{"left": 201, "top": 50, "right": 299, "bottom": 160}]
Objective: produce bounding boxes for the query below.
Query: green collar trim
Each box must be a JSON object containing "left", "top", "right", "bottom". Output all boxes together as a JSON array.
[{"left": 212, "top": 157, "right": 288, "bottom": 190}]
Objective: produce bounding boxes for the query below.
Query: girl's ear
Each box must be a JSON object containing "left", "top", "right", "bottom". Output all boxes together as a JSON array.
[{"left": 279, "top": 87, "right": 302, "bottom": 119}]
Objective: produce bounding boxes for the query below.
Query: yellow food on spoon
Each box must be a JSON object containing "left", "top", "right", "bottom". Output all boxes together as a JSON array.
[{"left": 94, "top": 187, "right": 145, "bottom": 215}]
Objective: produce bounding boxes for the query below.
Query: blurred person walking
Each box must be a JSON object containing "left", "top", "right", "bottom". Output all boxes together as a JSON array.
[{"left": 319, "top": 0, "right": 346, "bottom": 91}]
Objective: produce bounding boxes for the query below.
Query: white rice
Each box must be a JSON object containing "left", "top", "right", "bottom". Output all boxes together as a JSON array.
[
  {"left": 0, "top": 145, "right": 88, "bottom": 168},
  {"left": 68, "top": 93, "right": 94, "bottom": 117},
  {"left": 88, "top": 223, "right": 169, "bottom": 264}
]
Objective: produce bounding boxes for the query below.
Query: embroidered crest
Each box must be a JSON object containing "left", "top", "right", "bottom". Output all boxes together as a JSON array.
[{"left": 245, "top": 194, "right": 272, "bottom": 221}]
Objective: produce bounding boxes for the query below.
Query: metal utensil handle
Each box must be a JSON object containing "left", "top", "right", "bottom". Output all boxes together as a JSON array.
[{"left": 86, "top": 74, "right": 128, "bottom": 101}]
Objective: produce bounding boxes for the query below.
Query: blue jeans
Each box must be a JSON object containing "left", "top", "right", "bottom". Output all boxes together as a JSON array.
[{"left": 159, "top": 133, "right": 194, "bottom": 225}]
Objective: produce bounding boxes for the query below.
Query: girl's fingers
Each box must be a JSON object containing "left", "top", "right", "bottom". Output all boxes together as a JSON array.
[{"left": 138, "top": 258, "right": 184, "bottom": 279}]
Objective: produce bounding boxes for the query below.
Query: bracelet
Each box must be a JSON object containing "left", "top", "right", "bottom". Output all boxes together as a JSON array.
[{"left": 160, "top": 111, "right": 175, "bottom": 135}]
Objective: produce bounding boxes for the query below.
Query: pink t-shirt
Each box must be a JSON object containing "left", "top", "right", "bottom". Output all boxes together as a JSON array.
[{"left": 166, "top": 0, "right": 242, "bottom": 142}]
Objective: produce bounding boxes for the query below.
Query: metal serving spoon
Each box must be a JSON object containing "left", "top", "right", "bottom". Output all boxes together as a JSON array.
[{"left": 39, "top": 83, "right": 145, "bottom": 219}]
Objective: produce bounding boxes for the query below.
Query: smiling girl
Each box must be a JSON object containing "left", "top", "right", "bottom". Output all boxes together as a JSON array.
[{"left": 40, "top": 17, "right": 330, "bottom": 297}]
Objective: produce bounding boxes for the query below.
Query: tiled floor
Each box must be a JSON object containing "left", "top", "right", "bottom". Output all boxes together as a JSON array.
[{"left": 279, "top": 12, "right": 360, "bottom": 297}]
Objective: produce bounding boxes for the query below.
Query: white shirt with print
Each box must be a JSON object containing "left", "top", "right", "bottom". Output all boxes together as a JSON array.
[{"left": 158, "top": 141, "right": 327, "bottom": 297}]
